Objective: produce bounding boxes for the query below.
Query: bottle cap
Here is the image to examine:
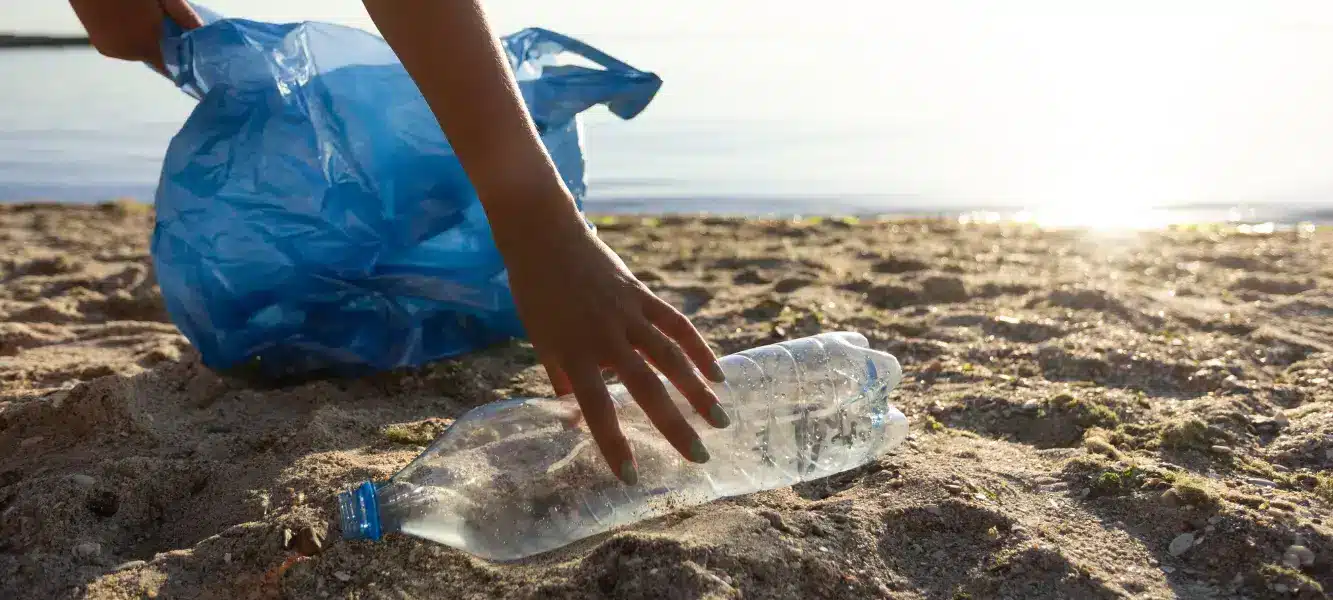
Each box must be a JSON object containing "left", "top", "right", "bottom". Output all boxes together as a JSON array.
[{"left": 338, "top": 481, "right": 383, "bottom": 541}]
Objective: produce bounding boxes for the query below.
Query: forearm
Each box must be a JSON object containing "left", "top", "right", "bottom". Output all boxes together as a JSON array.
[{"left": 362, "top": 0, "right": 579, "bottom": 231}]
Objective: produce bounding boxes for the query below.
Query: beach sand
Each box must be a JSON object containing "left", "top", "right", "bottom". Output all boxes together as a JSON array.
[{"left": 1, "top": 202, "right": 1330, "bottom": 599}]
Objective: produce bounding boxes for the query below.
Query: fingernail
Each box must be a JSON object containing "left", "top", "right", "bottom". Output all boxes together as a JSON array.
[
  {"left": 619, "top": 460, "right": 639, "bottom": 486},
  {"left": 708, "top": 403, "right": 731, "bottom": 428},
  {"left": 689, "top": 438, "right": 711, "bottom": 464},
  {"left": 706, "top": 362, "right": 726, "bottom": 383}
]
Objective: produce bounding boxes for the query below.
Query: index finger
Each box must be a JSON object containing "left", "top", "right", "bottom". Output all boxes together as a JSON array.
[{"left": 644, "top": 297, "right": 725, "bottom": 383}]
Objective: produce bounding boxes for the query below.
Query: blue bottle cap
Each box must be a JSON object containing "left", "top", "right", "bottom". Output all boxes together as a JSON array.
[{"left": 338, "top": 481, "right": 383, "bottom": 541}]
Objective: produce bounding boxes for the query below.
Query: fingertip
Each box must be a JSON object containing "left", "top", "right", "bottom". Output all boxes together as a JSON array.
[
  {"left": 618, "top": 459, "right": 639, "bottom": 485},
  {"left": 705, "top": 360, "right": 726, "bottom": 383},
  {"left": 707, "top": 403, "right": 731, "bottom": 429},
  {"left": 688, "top": 438, "right": 711, "bottom": 464}
]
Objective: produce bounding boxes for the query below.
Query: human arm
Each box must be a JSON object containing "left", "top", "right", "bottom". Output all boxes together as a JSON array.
[
  {"left": 68, "top": 0, "right": 202, "bottom": 74},
  {"left": 361, "top": 0, "right": 729, "bottom": 483}
]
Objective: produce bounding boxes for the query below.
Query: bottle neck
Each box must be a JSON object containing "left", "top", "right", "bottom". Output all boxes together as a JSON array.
[{"left": 338, "top": 481, "right": 384, "bottom": 541}]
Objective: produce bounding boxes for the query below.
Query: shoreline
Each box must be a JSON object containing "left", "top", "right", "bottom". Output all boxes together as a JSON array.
[
  {"left": 0, "top": 34, "right": 92, "bottom": 49},
  {"left": 1, "top": 198, "right": 1330, "bottom": 231}
]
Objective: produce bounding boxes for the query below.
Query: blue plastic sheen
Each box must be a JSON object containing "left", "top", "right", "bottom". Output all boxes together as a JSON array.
[
  {"left": 338, "top": 481, "right": 382, "bottom": 541},
  {"left": 150, "top": 7, "right": 662, "bottom": 380}
]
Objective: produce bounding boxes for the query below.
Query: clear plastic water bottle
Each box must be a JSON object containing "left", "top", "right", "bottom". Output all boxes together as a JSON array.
[{"left": 338, "top": 331, "right": 908, "bottom": 561}]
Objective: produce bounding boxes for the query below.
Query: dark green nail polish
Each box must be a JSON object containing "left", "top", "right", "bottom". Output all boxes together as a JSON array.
[
  {"left": 619, "top": 460, "right": 639, "bottom": 485},
  {"left": 689, "top": 438, "right": 711, "bottom": 464},
  {"left": 708, "top": 404, "right": 731, "bottom": 428},
  {"left": 707, "top": 362, "right": 726, "bottom": 383}
]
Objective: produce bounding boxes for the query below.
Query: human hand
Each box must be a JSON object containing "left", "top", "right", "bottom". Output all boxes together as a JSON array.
[
  {"left": 491, "top": 193, "right": 729, "bottom": 485},
  {"left": 69, "top": 0, "right": 203, "bottom": 72},
  {"left": 362, "top": 0, "right": 725, "bottom": 484}
]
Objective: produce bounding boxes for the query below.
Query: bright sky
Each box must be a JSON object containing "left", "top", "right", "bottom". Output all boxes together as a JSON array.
[{"left": 9, "top": 0, "right": 1333, "bottom": 35}]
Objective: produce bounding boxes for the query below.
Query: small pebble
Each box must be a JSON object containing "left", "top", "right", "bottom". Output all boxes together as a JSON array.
[
  {"left": 1209, "top": 445, "right": 1233, "bottom": 456},
  {"left": 1168, "top": 532, "right": 1195, "bottom": 557},
  {"left": 72, "top": 542, "right": 101, "bottom": 560},
  {"left": 1244, "top": 477, "right": 1278, "bottom": 489},
  {"left": 293, "top": 526, "right": 325, "bottom": 556},
  {"left": 943, "top": 484, "right": 964, "bottom": 494},
  {"left": 333, "top": 571, "right": 352, "bottom": 582},
  {"left": 19, "top": 436, "right": 43, "bottom": 448},
  {"left": 223, "top": 552, "right": 231, "bottom": 564},
  {"left": 1160, "top": 489, "right": 1182, "bottom": 507},
  {"left": 1207, "top": 516, "right": 1221, "bottom": 525},
  {"left": 69, "top": 474, "right": 96, "bottom": 488},
  {"left": 758, "top": 510, "right": 793, "bottom": 534},
  {"left": 925, "top": 504, "right": 942, "bottom": 516},
  {"left": 1274, "top": 583, "right": 1289, "bottom": 593},
  {"left": 1162, "top": 566, "right": 1176, "bottom": 574},
  {"left": 1282, "top": 545, "right": 1314, "bottom": 568}
]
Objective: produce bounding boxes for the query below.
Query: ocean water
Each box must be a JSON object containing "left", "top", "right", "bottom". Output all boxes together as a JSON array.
[{"left": 6, "top": 2, "right": 1333, "bottom": 224}]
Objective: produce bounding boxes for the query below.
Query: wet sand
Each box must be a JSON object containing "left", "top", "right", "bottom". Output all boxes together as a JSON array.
[{"left": 1, "top": 202, "right": 1329, "bottom": 599}]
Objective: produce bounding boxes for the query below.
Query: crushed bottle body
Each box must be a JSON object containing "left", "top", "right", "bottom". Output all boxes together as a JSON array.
[{"left": 340, "top": 331, "right": 908, "bottom": 561}]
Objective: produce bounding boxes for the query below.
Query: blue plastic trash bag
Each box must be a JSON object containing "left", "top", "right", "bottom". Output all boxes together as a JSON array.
[{"left": 150, "top": 7, "right": 661, "bottom": 383}]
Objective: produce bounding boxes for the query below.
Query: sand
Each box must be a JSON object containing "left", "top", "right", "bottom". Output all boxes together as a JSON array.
[{"left": 1, "top": 202, "right": 1330, "bottom": 599}]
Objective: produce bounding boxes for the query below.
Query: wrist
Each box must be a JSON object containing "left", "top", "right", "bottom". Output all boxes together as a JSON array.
[{"left": 481, "top": 177, "right": 587, "bottom": 249}]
